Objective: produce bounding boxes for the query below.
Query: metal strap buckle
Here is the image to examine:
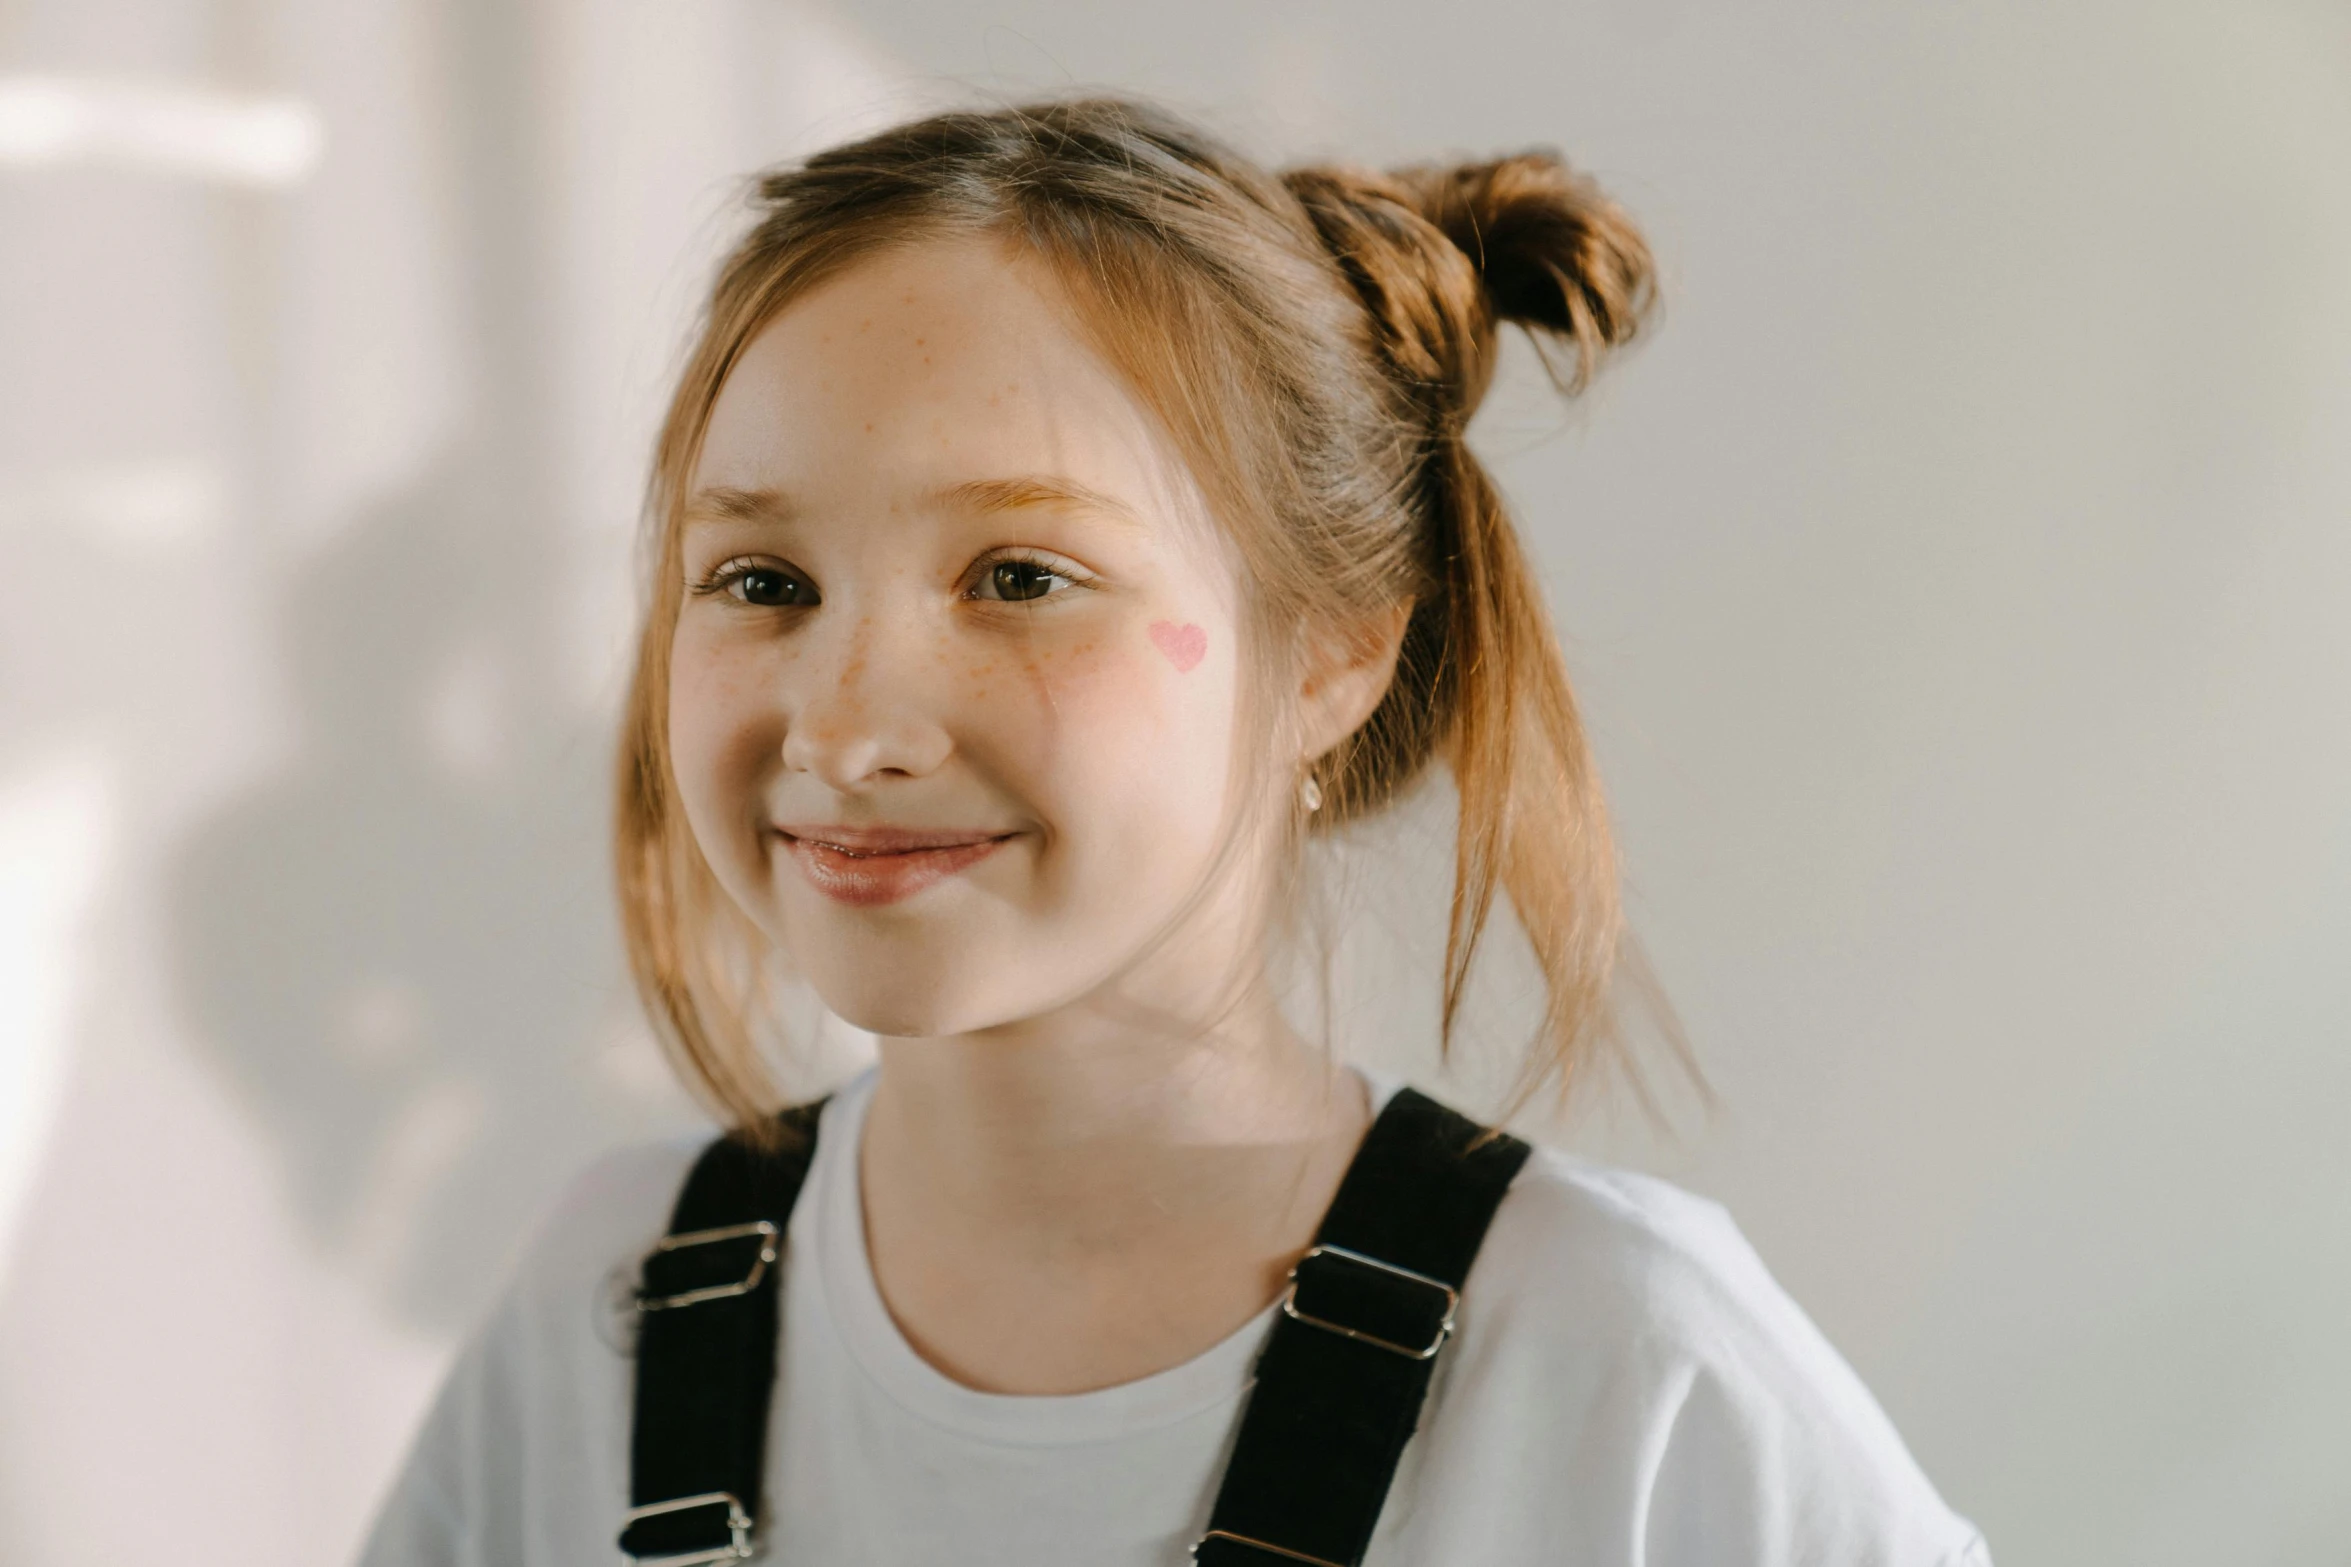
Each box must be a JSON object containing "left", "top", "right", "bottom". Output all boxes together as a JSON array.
[
  {"left": 618, "top": 1491, "right": 754, "bottom": 1566},
  {"left": 1192, "top": 1528, "right": 1348, "bottom": 1566},
  {"left": 636, "top": 1220, "right": 780, "bottom": 1312},
  {"left": 1279, "top": 1243, "right": 1459, "bottom": 1360}
]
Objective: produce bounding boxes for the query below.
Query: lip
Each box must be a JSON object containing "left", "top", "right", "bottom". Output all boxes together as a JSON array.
[{"left": 774, "top": 824, "right": 1016, "bottom": 908}]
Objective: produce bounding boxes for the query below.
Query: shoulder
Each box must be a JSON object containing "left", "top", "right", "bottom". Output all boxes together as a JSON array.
[
  {"left": 442, "top": 1128, "right": 716, "bottom": 1394},
  {"left": 503, "top": 1133, "right": 710, "bottom": 1320},
  {"left": 1475, "top": 1149, "right": 1819, "bottom": 1362},
  {"left": 359, "top": 1132, "right": 715, "bottom": 1566},
  {"left": 1462, "top": 1149, "right": 1879, "bottom": 1439},
  {"left": 1436, "top": 1148, "right": 1987, "bottom": 1564}
]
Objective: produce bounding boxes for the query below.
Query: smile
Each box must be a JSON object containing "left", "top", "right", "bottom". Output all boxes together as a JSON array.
[{"left": 774, "top": 825, "right": 1015, "bottom": 908}]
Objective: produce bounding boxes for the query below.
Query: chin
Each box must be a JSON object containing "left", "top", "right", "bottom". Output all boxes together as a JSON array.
[
  {"left": 791, "top": 925, "right": 1048, "bottom": 1040},
  {"left": 818, "top": 983, "right": 978, "bottom": 1041}
]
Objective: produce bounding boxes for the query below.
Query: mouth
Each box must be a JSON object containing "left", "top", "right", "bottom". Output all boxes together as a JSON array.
[{"left": 773, "top": 824, "right": 1017, "bottom": 908}]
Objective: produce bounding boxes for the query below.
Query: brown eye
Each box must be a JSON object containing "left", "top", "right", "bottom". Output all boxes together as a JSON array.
[
  {"left": 989, "top": 560, "right": 1056, "bottom": 602},
  {"left": 968, "top": 551, "right": 1090, "bottom": 604},
  {"left": 730, "top": 566, "right": 814, "bottom": 607}
]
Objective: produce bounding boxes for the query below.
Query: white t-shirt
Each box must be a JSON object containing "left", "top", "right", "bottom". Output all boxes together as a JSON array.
[{"left": 359, "top": 1068, "right": 1991, "bottom": 1566}]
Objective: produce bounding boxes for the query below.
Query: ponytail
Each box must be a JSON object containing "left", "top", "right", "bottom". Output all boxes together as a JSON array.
[{"left": 1283, "top": 153, "right": 1666, "bottom": 1110}]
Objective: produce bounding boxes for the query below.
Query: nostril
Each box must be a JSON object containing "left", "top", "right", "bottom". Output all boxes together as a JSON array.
[{"left": 777, "top": 692, "right": 952, "bottom": 786}]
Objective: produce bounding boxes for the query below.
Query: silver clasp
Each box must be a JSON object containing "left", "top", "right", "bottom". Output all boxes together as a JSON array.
[
  {"left": 636, "top": 1220, "right": 780, "bottom": 1312},
  {"left": 618, "top": 1491, "right": 754, "bottom": 1567},
  {"left": 1278, "top": 1243, "right": 1459, "bottom": 1360}
]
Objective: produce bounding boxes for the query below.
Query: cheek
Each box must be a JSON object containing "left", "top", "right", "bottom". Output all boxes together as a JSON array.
[
  {"left": 992, "top": 625, "right": 1238, "bottom": 829},
  {"left": 665, "top": 627, "right": 784, "bottom": 865},
  {"left": 1146, "top": 620, "right": 1209, "bottom": 673}
]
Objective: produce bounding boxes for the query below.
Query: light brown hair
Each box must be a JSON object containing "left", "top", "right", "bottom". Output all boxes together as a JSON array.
[{"left": 617, "top": 97, "right": 1668, "bottom": 1130}]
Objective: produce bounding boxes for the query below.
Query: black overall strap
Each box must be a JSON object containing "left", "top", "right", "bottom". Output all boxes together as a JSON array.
[
  {"left": 1194, "top": 1087, "right": 1532, "bottom": 1567},
  {"left": 618, "top": 1099, "right": 828, "bottom": 1567}
]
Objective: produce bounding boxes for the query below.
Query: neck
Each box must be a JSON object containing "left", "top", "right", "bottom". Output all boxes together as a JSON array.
[
  {"left": 851, "top": 932, "right": 1377, "bottom": 1394},
  {"left": 864, "top": 979, "right": 1365, "bottom": 1252}
]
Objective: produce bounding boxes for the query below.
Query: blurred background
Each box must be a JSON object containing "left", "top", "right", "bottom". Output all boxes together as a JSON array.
[{"left": 3, "top": 1, "right": 2348, "bottom": 1562}]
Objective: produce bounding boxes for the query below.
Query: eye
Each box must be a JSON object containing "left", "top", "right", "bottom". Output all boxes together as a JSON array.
[
  {"left": 697, "top": 558, "right": 817, "bottom": 608},
  {"left": 733, "top": 567, "right": 810, "bottom": 607},
  {"left": 968, "top": 551, "right": 1089, "bottom": 604}
]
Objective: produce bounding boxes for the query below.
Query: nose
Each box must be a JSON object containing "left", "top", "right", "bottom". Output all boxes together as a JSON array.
[{"left": 778, "top": 610, "right": 954, "bottom": 791}]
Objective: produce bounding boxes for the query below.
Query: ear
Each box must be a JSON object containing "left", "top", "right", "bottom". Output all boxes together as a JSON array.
[{"left": 1293, "top": 601, "right": 1414, "bottom": 764}]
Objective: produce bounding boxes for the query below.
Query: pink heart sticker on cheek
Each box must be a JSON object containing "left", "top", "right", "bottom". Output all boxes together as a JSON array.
[{"left": 1148, "top": 620, "right": 1208, "bottom": 673}]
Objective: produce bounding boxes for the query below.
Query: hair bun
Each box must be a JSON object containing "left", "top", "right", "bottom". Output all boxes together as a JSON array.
[
  {"left": 1281, "top": 164, "right": 1492, "bottom": 424},
  {"left": 1395, "top": 154, "right": 1656, "bottom": 394},
  {"left": 1286, "top": 152, "right": 1656, "bottom": 422}
]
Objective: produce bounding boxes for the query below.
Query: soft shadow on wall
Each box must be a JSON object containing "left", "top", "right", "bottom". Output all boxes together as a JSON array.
[
  {"left": 1, "top": 5, "right": 918, "bottom": 1563},
  {"left": 145, "top": 0, "right": 699, "bottom": 1343},
  {"left": 166, "top": 449, "right": 664, "bottom": 1330},
  {"left": 159, "top": 0, "right": 914, "bottom": 1338}
]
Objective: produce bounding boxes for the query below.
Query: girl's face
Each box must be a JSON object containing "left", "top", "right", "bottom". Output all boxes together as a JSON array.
[{"left": 669, "top": 237, "right": 1261, "bottom": 1038}]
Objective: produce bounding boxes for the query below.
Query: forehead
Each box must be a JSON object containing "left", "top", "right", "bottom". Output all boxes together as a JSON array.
[{"left": 691, "top": 237, "right": 1200, "bottom": 529}]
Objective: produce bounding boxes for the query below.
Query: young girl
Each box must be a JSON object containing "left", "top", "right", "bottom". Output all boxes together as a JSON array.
[{"left": 361, "top": 98, "right": 1990, "bottom": 1567}]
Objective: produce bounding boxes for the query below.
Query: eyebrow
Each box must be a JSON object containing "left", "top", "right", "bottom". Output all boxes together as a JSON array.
[
  {"left": 682, "top": 486, "right": 794, "bottom": 527},
  {"left": 934, "top": 475, "right": 1145, "bottom": 528},
  {"left": 682, "top": 475, "right": 1144, "bottom": 529}
]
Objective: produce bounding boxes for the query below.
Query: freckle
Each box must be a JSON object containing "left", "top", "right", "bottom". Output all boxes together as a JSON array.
[{"left": 864, "top": 421, "right": 874, "bottom": 433}]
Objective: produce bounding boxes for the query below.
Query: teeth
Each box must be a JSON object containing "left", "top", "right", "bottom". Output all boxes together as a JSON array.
[
  {"left": 810, "top": 840, "right": 955, "bottom": 856},
  {"left": 788, "top": 832, "right": 997, "bottom": 855}
]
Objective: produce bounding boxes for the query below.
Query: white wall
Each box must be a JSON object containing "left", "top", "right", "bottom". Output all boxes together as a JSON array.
[{"left": 0, "top": 2, "right": 2344, "bottom": 1563}]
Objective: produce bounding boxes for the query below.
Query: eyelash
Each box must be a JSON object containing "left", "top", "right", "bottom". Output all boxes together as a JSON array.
[
  {"left": 691, "top": 557, "right": 814, "bottom": 607},
  {"left": 964, "top": 548, "right": 1094, "bottom": 603},
  {"left": 688, "top": 549, "right": 1096, "bottom": 607}
]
